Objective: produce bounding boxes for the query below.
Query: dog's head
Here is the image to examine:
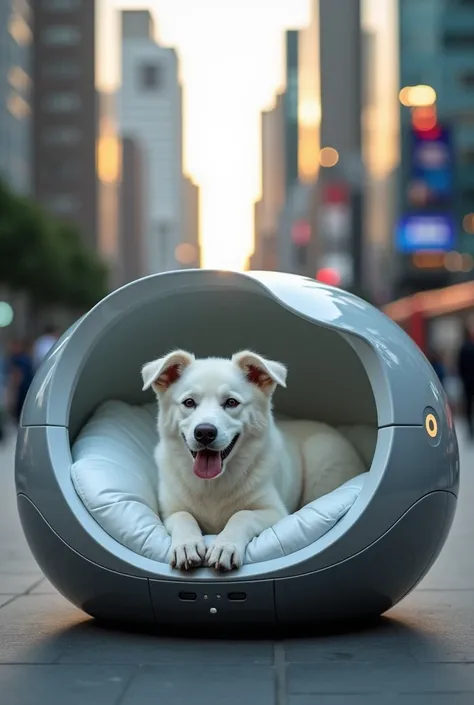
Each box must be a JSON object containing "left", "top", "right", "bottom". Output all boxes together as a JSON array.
[{"left": 141, "top": 350, "right": 287, "bottom": 481}]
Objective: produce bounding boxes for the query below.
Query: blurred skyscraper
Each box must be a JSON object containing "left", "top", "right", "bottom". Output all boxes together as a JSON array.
[
  {"left": 0, "top": 1, "right": 32, "bottom": 194},
  {"left": 396, "top": 0, "right": 474, "bottom": 295},
  {"left": 283, "top": 31, "right": 300, "bottom": 196},
  {"left": 252, "top": 29, "right": 316, "bottom": 275},
  {"left": 360, "top": 1, "right": 399, "bottom": 305},
  {"left": 119, "top": 136, "right": 145, "bottom": 285},
  {"left": 181, "top": 175, "right": 201, "bottom": 268},
  {"left": 118, "top": 10, "right": 185, "bottom": 274},
  {"left": 97, "top": 89, "right": 121, "bottom": 284},
  {"left": 264, "top": 3, "right": 364, "bottom": 285},
  {"left": 32, "top": 0, "right": 98, "bottom": 250},
  {"left": 275, "top": 29, "right": 317, "bottom": 276},
  {"left": 251, "top": 0, "right": 398, "bottom": 303},
  {"left": 298, "top": 4, "right": 319, "bottom": 186},
  {"left": 315, "top": 0, "right": 364, "bottom": 292},
  {"left": 250, "top": 94, "right": 285, "bottom": 270}
]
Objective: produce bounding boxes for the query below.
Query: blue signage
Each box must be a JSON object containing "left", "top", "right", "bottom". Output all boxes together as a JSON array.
[
  {"left": 396, "top": 214, "right": 455, "bottom": 253},
  {"left": 409, "top": 124, "right": 454, "bottom": 205}
]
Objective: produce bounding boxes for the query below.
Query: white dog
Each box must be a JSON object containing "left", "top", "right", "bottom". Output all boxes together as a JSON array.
[{"left": 141, "top": 350, "right": 365, "bottom": 572}]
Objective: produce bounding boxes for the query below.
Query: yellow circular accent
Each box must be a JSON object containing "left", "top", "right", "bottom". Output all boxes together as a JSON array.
[{"left": 425, "top": 414, "right": 438, "bottom": 438}]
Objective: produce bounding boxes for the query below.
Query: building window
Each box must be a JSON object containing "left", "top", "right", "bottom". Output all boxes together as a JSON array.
[
  {"left": 13, "top": 0, "right": 31, "bottom": 17},
  {"left": 8, "top": 66, "right": 31, "bottom": 91},
  {"left": 8, "top": 13, "right": 32, "bottom": 45},
  {"left": 41, "top": 25, "right": 81, "bottom": 45},
  {"left": 456, "top": 112, "right": 474, "bottom": 125},
  {"left": 138, "top": 63, "right": 163, "bottom": 90},
  {"left": 42, "top": 0, "right": 81, "bottom": 8},
  {"left": 42, "top": 126, "right": 82, "bottom": 145},
  {"left": 42, "top": 91, "right": 81, "bottom": 113},
  {"left": 460, "top": 148, "right": 474, "bottom": 165},
  {"left": 461, "top": 190, "right": 474, "bottom": 214},
  {"left": 7, "top": 93, "right": 30, "bottom": 118},
  {"left": 42, "top": 161, "right": 80, "bottom": 181},
  {"left": 459, "top": 72, "right": 474, "bottom": 89},
  {"left": 42, "top": 61, "right": 81, "bottom": 79},
  {"left": 444, "top": 33, "right": 474, "bottom": 49},
  {"left": 45, "top": 194, "right": 79, "bottom": 215}
]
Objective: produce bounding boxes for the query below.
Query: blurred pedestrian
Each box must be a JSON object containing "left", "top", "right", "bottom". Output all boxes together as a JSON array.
[
  {"left": 427, "top": 347, "right": 446, "bottom": 387},
  {"left": 457, "top": 318, "right": 474, "bottom": 439},
  {"left": 32, "top": 324, "right": 59, "bottom": 371},
  {"left": 7, "top": 339, "right": 34, "bottom": 426}
]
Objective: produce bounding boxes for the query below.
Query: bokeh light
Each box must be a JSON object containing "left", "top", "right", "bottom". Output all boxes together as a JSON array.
[
  {"left": 399, "top": 85, "right": 437, "bottom": 107},
  {"left": 316, "top": 267, "right": 341, "bottom": 286},
  {"left": 444, "top": 251, "right": 464, "bottom": 272},
  {"left": 0, "top": 302, "right": 14, "bottom": 328},
  {"left": 319, "top": 147, "right": 339, "bottom": 168},
  {"left": 175, "top": 242, "right": 199, "bottom": 265},
  {"left": 97, "top": 134, "right": 120, "bottom": 184},
  {"left": 411, "top": 106, "right": 437, "bottom": 132},
  {"left": 463, "top": 213, "right": 474, "bottom": 234},
  {"left": 462, "top": 253, "right": 474, "bottom": 272}
]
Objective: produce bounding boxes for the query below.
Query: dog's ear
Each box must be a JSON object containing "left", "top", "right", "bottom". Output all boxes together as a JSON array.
[
  {"left": 232, "top": 350, "right": 287, "bottom": 395},
  {"left": 141, "top": 350, "right": 195, "bottom": 394}
]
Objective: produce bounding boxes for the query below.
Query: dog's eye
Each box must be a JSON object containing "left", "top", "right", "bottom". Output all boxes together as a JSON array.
[
  {"left": 225, "top": 398, "right": 240, "bottom": 409},
  {"left": 182, "top": 398, "right": 196, "bottom": 409}
]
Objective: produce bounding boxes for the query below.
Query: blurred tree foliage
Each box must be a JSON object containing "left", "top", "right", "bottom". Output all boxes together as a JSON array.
[{"left": 0, "top": 179, "right": 108, "bottom": 311}]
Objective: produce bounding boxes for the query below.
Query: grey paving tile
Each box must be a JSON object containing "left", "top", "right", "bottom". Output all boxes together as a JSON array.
[
  {"left": 0, "top": 545, "right": 39, "bottom": 565},
  {"left": 284, "top": 620, "right": 416, "bottom": 664},
  {"left": 289, "top": 697, "right": 474, "bottom": 705},
  {"left": 420, "top": 558, "right": 474, "bottom": 590},
  {"left": 0, "top": 665, "right": 134, "bottom": 705},
  {"left": 29, "top": 579, "right": 59, "bottom": 595},
  {"left": 417, "top": 432, "right": 474, "bottom": 591},
  {"left": 121, "top": 665, "right": 275, "bottom": 705},
  {"left": 59, "top": 629, "right": 274, "bottom": 664},
  {"left": 287, "top": 663, "right": 474, "bottom": 694},
  {"left": 0, "top": 594, "right": 86, "bottom": 664},
  {"left": 389, "top": 589, "right": 474, "bottom": 663},
  {"left": 0, "top": 573, "right": 43, "bottom": 594},
  {"left": 0, "top": 560, "right": 40, "bottom": 574},
  {"left": 0, "top": 596, "right": 16, "bottom": 609}
]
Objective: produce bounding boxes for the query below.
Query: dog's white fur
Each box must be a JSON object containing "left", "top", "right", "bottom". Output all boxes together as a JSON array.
[{"left": 141, "top": 350, "right": 365, "bottom": 572}]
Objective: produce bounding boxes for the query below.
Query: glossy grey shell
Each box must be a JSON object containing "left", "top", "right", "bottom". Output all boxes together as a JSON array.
[{"left": 15, "top": 270, "right": 459, "bottom": 628}]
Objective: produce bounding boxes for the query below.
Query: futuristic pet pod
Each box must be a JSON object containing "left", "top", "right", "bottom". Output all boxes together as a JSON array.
[{"left": 15, "top": 270, "right": 459, "bottom": 629}]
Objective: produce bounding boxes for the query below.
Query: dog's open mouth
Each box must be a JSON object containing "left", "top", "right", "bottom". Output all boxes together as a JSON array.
[{"left": 185, "top": 434, "right": 240, "bottom": 480}]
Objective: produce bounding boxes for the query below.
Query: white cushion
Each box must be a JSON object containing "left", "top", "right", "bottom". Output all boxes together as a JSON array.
[{"left": 71, "top": 400, "right": 369, "bottom": 564}]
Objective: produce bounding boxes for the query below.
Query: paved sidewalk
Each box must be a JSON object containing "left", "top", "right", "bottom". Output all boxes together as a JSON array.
[{"left": 0, "top": 425, "right": 473, "bottom": 704}]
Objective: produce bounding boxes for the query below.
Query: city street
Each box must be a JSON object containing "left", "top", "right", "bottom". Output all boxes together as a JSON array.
[{"left": 0, "top": 426, "right": 473, "bottom": 704}]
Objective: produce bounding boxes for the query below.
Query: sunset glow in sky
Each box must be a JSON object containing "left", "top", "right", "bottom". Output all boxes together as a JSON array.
[{"left": 98, "top": 0, "right": 396, "bottom": 270}]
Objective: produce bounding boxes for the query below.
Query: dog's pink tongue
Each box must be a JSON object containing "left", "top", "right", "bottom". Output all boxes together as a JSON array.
[{"left": 193, "top": 450, "right": 222, "bottom": 479}]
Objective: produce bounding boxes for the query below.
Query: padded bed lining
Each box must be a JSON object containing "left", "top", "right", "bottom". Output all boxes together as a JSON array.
[{"left": 71, "top": 401, "right": 373, "bottom": 565}]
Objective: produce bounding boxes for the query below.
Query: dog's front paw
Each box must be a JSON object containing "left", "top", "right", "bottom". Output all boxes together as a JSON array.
[
  {"left": 205, "top": 541, "right": 245, "bottom": 572},
  {"left": 170, "top": 540, "right": 206, "bottom": 570}
]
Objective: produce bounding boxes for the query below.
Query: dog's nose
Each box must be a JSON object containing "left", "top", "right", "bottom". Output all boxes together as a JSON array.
[{"left": 194, "top": 423, "right": 218, "bottom": 446}]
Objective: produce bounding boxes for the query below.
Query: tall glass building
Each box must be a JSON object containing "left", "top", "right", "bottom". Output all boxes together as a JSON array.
[
  {"left": 0, "top": 0, "right": 32, "bottom": 194},
  {"left": 398, "top": 0, "right": 474, "bottom": 293}
]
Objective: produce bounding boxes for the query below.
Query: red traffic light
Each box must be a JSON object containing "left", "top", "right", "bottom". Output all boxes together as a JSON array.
[{"left": 316, "top": 267, "right": 341, "bottom": 286}]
